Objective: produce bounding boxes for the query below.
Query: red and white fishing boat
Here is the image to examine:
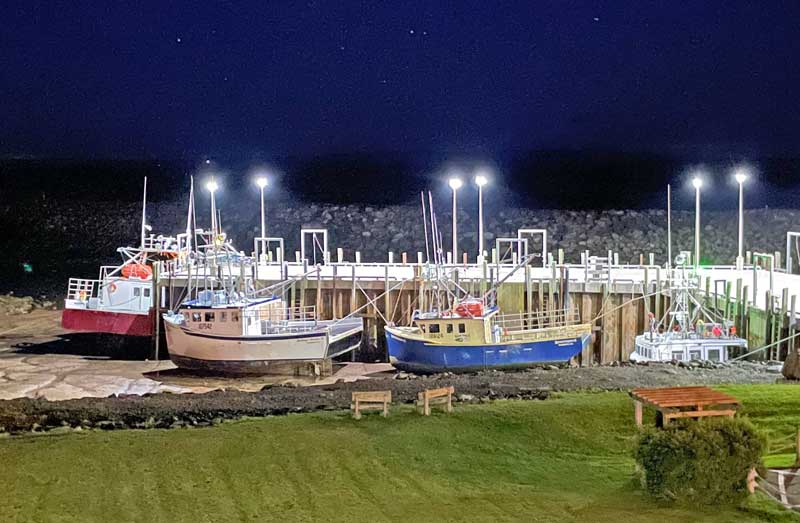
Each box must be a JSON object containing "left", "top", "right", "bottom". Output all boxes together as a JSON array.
[{"left": 61, "top": 177, "right": 188, "bottom": 336}]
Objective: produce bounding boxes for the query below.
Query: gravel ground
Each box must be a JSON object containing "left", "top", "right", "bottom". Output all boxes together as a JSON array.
[{"left": 0, "top": 361, "right": 790, "bottom": 434}]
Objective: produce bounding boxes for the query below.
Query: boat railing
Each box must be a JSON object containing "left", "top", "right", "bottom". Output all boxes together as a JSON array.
[
  {"left": 67, "top": 278, "right": 100, "bottom": 302},
  {"left": 242, "top": 305, "right": 319, "bottom": 331},
  {"left": 493, "top": 307, "right": 582, "bottom": 332}
]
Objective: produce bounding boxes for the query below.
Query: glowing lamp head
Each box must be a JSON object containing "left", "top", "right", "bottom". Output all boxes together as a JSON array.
[
  {"left": 206, "top": 179, "right": 218, "bottom": 193},
  {"left": 691, "top": 177, "right": 702, "bottom": 190},
  {"left": 255, "top": 176, "right": 268, "bottom": 189},
  {"left": 734, "top": 170, "right": 748, "bottom": 185},
  {"left": 448, "top": 177, "right": 463, "bottom": 190},
  {"left": 474, "top": 174, "right": 488, "bottom": 187}
]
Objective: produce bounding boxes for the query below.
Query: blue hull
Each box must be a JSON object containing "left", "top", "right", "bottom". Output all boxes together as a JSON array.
[{"left": 386, "top": 330, "right": 592, "bottom": 373}]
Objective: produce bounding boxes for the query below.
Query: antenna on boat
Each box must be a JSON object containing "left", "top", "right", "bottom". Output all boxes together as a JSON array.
[
  {"left": 421, "top": 191, "right": 430, "bottom": 263},
  {"left": 185, "top": 176, "right": 194, "bottom": 253},
  {"left": 140, "top": 176, "right": 147, "bottom": 249}
]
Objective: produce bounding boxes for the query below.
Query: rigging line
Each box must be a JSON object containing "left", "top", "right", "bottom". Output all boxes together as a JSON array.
[
  {"left": 591, "top": 288, "right": 665, "bottom": 323},
  {"left": 330, "top": 274, "right": 417, "bottom": 327},
  {"left": 730, "top": 329, "right": 800, "bottom": 361}
]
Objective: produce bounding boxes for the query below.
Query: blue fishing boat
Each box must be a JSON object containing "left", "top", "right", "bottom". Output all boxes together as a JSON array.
[{"left": 386, "top": 299, "right": 592, "bottom": 373}]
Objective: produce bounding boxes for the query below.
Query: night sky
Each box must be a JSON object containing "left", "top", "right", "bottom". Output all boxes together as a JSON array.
[{"left": 2, "top": 2, "right": 800, "bottom": 207}]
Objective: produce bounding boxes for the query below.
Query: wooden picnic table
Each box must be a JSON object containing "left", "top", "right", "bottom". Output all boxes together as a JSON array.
[{"left": 630, "top": 386, "right": 740, "bottom": 427}]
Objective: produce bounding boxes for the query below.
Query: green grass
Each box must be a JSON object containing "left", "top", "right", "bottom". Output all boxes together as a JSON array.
[{"left": 2, "top": 386, "right": 800, "bottom": 522}]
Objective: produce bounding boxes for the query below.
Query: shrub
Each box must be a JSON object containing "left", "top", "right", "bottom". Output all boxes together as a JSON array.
[{"left": 634, "top": 417, "right": 765, "bottom": 505}]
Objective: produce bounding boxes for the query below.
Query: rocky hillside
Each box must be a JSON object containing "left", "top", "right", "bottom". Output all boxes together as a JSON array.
[{"left": 2, "top": 197, "right": 800, "bottom": 296}]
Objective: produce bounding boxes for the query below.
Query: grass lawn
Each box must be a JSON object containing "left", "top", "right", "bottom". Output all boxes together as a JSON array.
[{"left": 2, "top": 385, "right": 800, "bottom": 522}]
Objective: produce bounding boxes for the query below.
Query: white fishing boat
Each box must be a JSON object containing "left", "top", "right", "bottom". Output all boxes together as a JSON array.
[
  {"left": 162, "top": 287, "right": 363, "bottom": 375},
  {"left": 631, "top": 253, "right": 747, "bottom": 363},
  {"left": 162, "top": 178, "right": 363, "bottom": 375}
]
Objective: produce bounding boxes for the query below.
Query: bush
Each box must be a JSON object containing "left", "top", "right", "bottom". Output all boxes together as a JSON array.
[{"left": 634, "top": 417, "right": 765, "bottom": 505}]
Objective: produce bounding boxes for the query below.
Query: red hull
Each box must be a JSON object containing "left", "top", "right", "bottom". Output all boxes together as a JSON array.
[{"left": 61, "top": 308, "right": 154, "bottom": 337}]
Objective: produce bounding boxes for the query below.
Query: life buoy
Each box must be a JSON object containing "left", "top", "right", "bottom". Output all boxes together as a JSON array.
[{"left": 108, "top": 282, "right": 118, "bottom": 294}]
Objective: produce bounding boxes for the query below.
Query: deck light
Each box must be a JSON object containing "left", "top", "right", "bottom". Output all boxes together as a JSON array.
[
  {"left": 474, "top": 172, "right": 489, "bottom": 259},
  {"left": 206, "top": 178, "right": 219, "bottom": 233},
  {"left": 691, "top": 174, "right": 703, "bottom": 267},
  {"left": 254, "top": 176, "right": 268, "bottom": 239},
  {"left": 733, "top": 167, "right": 750, "bottom": 267}
]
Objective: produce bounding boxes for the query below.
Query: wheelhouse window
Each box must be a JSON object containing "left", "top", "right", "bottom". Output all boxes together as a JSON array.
[
  {"left": 458, "top": 323, "right": 466, "bottom": 334},
  {"left": 420, "top": 324, "right": 426, "bottom": 333},
  {"left": 429, "top": 324, "right": 440, "bottom": 333},
  {"left": 220, "top": 311, "right": 227, "bottom": 322},
  {"left": 204, "top": 312, "right": 215, "bottom": 322},
  {"left": 232, "top": 312, "right": 240, "bottom": 322},
  {"left": 191, "top": 313, "right": 202, "bottom": 322},
  {"left": 133, "top": 288, "right": 141, "bottom": 297},
  {"left": 446, "top": 324, "right": 453, "bottom": 334},
  {"left": 144, "top": 288, "right": 151, "bottom": 298}
]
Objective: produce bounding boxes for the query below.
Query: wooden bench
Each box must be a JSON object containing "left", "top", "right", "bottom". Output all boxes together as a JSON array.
[
  {"left": 630, "top": 386, "right": 740, "bottom": 427},
  {"left": 351, "top": 391, "right": 391, "bottom": 419},
  {"left": 416, "top": 386, "right": 455, "bottom": 416}
]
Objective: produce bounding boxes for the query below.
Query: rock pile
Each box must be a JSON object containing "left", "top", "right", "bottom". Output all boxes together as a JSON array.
[{"left": 0, "top": 294, "right": 56, "bottom": 315}]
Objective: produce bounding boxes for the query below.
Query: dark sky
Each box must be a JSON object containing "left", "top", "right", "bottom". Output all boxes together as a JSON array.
[{"left": 2, "top": 1, "right": 800, "bottom": 161}]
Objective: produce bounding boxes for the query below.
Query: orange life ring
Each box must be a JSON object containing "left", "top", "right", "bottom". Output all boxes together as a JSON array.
[{"left": 108, "top": 282, "right": 118, "bottom": 293}]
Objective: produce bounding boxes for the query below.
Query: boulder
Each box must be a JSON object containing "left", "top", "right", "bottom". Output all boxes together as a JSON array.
[{"left": 782, "top": 349, "right": 800, "bottom": 380}]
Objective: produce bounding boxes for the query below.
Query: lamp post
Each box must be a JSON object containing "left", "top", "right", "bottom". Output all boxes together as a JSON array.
[
  {"left": 474, "top": 173, "right": 488, "bottom": 260},
  {"left": 448, "top": 177, "right": 463, "bottom": 263},
  {"left": 734, "top": 169, "right": 748, "bottom": 269},
  {"left": 255, "top": 176, "right": 268, "bottom": 239},
  {"left": 692, "top": 176, "right": 702, "bottom": 268},
  {"left": 206, "top": 178, "right": 219, "bottom": 234}
]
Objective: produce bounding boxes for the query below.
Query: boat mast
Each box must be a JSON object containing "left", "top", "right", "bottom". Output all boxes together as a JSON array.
[
  {"left": 421, "top": 191, "right": 430, "bottom": 264},
  {"left": 140, "top": 176, "right": 147, "bottom": 249}
]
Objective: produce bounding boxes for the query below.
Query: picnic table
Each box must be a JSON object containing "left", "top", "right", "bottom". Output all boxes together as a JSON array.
[{"left": 630, "top": 386, "right": 740, "bottom": 427}]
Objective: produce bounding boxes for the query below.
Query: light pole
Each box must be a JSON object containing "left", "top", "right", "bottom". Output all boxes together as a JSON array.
[
  {"left": 448, "top": 177, "right": 463, "bottom": 263},
  {"left": 692, "top": 176, "right": 702, "bottom": 268},
  {"left": 206, "top": 178, "right": 219, "bottom": 234},
  {"left": 255, "top": 176, "right": 268, "bottom": 239},
  {"left": 734, "top": 169, "right": 748, "bottom": 268},
  {"left": 474, "top": 173, "right": 488, "bottom": 260}
]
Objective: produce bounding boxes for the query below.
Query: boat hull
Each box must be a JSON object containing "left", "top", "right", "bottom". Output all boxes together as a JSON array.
[
  {"left": 61, "top": 308, "right": 154, "bottom": 337},
  {"left": 163, "top": 318, "right": 363, "bottom": 375},
  {"left": 386, "top": 328, "right": 591, "bottom": 373}
]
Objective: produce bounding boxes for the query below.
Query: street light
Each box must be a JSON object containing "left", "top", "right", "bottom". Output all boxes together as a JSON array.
[
  {"left": 474, "top": 173, "right": 489, "bottom": 259},
  {"left": 448, "top": 177, "right": 463, "bottom": 263},
  {"left": 206, "top": 178, "right": 219, "bottom": 234},
  {"left": 734, "top": 168, "right": 748, "bottom": 268},
  {"left": 691, "top": 176, "right": 703, "bottom": 268},
  {"left": 255, "top": 176, "right": 268, "bottom": 239}
]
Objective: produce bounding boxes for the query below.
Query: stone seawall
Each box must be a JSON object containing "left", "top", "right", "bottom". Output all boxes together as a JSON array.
[{"left": 2, "top": 198, "right": 800, "bottom": 295}]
